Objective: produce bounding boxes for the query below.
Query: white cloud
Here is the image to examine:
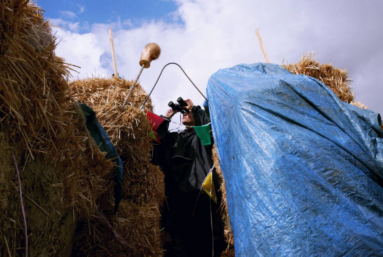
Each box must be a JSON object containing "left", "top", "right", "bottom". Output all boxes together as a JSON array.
[
  {"left": 50, "top": 18, "right": 80, "bottom": 32},
  {"left": 53, "top": 0, "right": 383, "bottom": 122},
  {"left": 59, "top": 11, "right": 77, "bottom": 19},
  {"left": 53, "top": 28, "right": 109, "bottom": 78},
  {"left": 78, "top": 5, "right": 85, "bottom": 14}
]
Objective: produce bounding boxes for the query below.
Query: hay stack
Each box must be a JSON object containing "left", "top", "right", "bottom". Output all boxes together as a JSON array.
[
  {"left": 70, "top": 77, "right": 165, "bottom": 256},
  {"left": 0, "top": 0, "right": 116, "bottom": 255},
  {"left": 0, "top": 132, "right": 77, "bottom": 256},
  {"left": 283, "top": 53, "right": 354, "bottom": 103},
  {"left": 350, "top": 101, "right": 368, "bottom": 110},
  {"left": 72, "top": 201, "right": 162, "bottom": 256},
  {"left": 213, "top": 145, "right": 235, "bottom": 255},
  {"left": 283, "top": 53, "right": 373, "bottom": 111}
]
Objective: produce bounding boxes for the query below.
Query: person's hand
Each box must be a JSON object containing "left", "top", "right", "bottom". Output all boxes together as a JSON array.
[
  {"left": 184, "top": 99, "right": 194, "bottom": 111},
  {"left": 165, "top": 108, "right": 177, "bottom": 119}
]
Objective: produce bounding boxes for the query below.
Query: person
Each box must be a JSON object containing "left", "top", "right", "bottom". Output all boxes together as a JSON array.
[{"left": 152, "top": 99, "right": 226, "bottom": 257}]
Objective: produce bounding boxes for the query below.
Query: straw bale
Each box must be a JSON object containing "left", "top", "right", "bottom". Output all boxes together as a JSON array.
[
  {"left": 0, "top": 0, "right": 73, "bottom": 158},
  {"left": 70, "top": 78, "right": 154, "bottom": 161},
  {"left": 212, "top": 145, "right": 235, "bottom": 250},
  {"left": 0, "top": 132, "right": 76, "bottom": 256},
  {"left": 220, "top": 248, "right": 235, "bottom": 257},
  {"left": 1, "top": 0, "right": 117, "bottom": 254},
  {"left": 69, "top": 78, "right": 165, "bottom": 254},
  {"left": 70, "top": 77, "right": 153, "bottom": 112},
  {"left": 350, "top": 101, "right": 368, "bottom": 110},
  {"left": 72, "top": 200, "right": 163, "bottom": 257},
  {"left": 114, "top": 200, "right": 163, "bottom": 256},
  {"left": 59, "top": 109, "right": 116, "bottom": 217},
  {"left": 1, "top": 1, "right": 162, "bottom": 255},
  {"left": 122, "top": 162, "right": 165, "bottom": 205},
  {"left": 0, "top": 132, "right": 16, "bottom": 256},
  {"left": 0, "top": 133, "right": 13, "bottom": 215},
  {"left": 70, "top": 78, "right": 165, "bottom": 205},
  {"left": 283, "top": 53, "right": 354, "bottom": 103},
  {"left": 0, "top": 0, "right": 117, "bottom": 215}
]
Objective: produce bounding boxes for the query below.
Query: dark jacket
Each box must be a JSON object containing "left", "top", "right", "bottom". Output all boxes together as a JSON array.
[
  {"left": 154, "top": 105, "right": 213, "bottom": 194},
  {"left": 152, "top": 106, "right": 225, "bottom": 257}
]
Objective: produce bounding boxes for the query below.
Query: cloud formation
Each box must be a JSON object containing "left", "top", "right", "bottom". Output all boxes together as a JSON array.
[
  {"left": 59, "top": 10, "right": 77, "bottom": 19},
  {"left": 51, "top": 0, "right": 383, "bottom": 120},
  {"left": 50, "top": 18, "right": 80, "bottom": 32},
  {"left": 78, "top": 4, "right": 85, "bottom": 14}
]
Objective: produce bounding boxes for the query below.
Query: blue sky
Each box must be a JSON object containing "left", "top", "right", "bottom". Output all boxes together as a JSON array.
[
  {"left": 34, "top": 0, "right": 383, "bottom": 119},
  {"left": 37, "top": 0, "right": 180, "bottom": 29}
]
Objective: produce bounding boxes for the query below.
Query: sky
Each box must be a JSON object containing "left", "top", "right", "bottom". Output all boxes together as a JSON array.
[{"left": 36, "top": 0, "right": 383, "bottom": 127}]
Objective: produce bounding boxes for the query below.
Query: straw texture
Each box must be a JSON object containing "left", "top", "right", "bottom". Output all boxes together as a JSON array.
[
  {"left": 283, "top": 53, "right": 374, "bottom": 112},
  {"left": 350, "top": 101, "right": 368, "bottom": 110},
  {"left": 0, "top": 0, "right": 116, "bottom": 255},
  {"left": 212, "top": 145, "right": 235, "bottom": 253},
  {"left": 73, "top": 200, "right": 163, "bottom": 257},
  {"left": 283, "top": 53, "right": 354, "bottom": 103},
  {"left": 70, "top": 77, "right": 165, "bottom": 256},
  {"left": 0, "top": 1, "right": 164, "bottom": 254}
]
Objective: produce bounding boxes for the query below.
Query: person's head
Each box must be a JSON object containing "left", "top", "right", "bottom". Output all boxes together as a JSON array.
[{"left": 182, "top": 99, "right": 195, "bottom": 126}]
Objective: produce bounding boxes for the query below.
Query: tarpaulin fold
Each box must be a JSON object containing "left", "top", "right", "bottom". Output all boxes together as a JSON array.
[
  {"left": 207, "top": 63, "right": 383, "bottom": 256},
  {"left": 79, "top": 103, "right": 123, "bottom": 213}
]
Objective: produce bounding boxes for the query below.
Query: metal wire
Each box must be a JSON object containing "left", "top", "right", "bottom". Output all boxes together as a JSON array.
[
  {"left": 140, "top": 62, "right": 208, "bottom": 109},
  {"left": 123, "top": 64, "right": 145, "bottom": 106}
]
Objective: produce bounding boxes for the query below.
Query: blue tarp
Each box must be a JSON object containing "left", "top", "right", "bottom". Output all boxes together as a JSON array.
[{"left": 207, "top": 63, "right": 383, "bottom": 256}]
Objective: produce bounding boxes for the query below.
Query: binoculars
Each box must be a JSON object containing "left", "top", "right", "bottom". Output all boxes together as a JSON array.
[{"left": 168, "top": 97, "right": 190, "bottom": 114}]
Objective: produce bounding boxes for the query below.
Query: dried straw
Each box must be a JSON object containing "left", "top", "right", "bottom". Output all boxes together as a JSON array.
[
  {"left": 212, "top": 145, "right": 235, "bottom": 251},
  {"left": 0, "top": 0, "right": 117, "bottom": 216},
  {"left": 350, "top": 101, "right": 368, "bottom": 110},
  {"left": 220, "top": 248, "right": 235, "bottom": 257},
  {"left": 1, "top": 131, "right": 79, "bottom": 256},
  {"left": 70, "top": 78, "right": 154, "bottom": 160},
  {"left": 69, "top": 77, "right": 165, "bottom": 256},
  {"left": 1, "top": 0, "right": 116, "bottom": 255},
  {"left": 12, "top": 154, "right": 28, "bottom": 257},
  {"left": 0, "top": 0, "right": 74, "bottom": 158},
  {"left": 73, "top": 200, "right": 163, "bottom": 257},
  {"left": 283, "top": 53, "right": 354, "bottom": 103}
]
